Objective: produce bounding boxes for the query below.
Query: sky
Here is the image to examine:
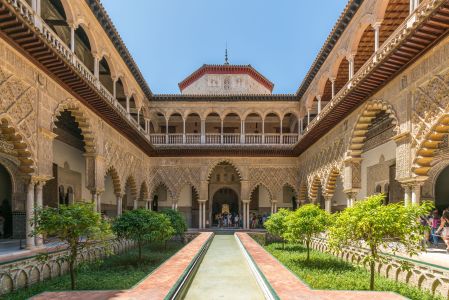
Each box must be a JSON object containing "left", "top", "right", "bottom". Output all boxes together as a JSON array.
[{"left": 101, "top": 0, "right": 348, "bottom": 95}]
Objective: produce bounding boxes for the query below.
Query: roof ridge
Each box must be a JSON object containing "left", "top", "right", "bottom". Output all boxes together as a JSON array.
[
  {"left": 295, "top": 0, "right": 363, "bottom": 98},
  {"left": 86, "top": 0, "right": 152, "bottom": 98}
]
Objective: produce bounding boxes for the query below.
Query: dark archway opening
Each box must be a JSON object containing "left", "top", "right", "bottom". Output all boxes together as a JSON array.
[
  {"left": 0, "top": 163, "right": 12, "bottom": 238},
  {"left": 212, "top": 188, "right": 239, "bottom": 227},
  {"left": 152, "top": 195, "right": 159, "bottom": 212},
  {"left": 435, "top": 165, "right": 449, "bottom": 212}
]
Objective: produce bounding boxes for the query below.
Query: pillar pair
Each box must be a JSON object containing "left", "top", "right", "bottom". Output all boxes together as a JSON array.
[
  {"left": 198, "top": 200, "right": 207, "bottom": 229},
  {"left": 26, "top": 178, "right": 47, "bottom": 250}
]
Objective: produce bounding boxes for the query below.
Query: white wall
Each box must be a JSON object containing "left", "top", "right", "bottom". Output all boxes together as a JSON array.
[
  {"left": 331, "top": 176, "right": 347, "bottom": 208},
  {"left": 53, "top": 139, "right": 90, "bottom": 201},
  {"left": 182, "top": 74, "right": 271, "bottom": 95},
  {"left": 359, "top": 140, "right": 396, "bottom": 199},
  {"left": 103, "top": 175, "right": 115, "bottom": 205}
]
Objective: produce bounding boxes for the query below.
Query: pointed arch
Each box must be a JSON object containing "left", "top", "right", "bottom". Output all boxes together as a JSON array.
[
  {"left": 299, "top": 180, "right": 309, "bottom": 203},
  {"left": 0, "top": 115, "right": 35, "bottom": 173},
  {"left": 414, "top": 113, "right": 449, "bottom": 176},
  {"left": 105, "top": 165, "right": 121, "bottom": 195},
  {"left": 139, "top": 181, "right": 148, "bottom": 202},
  {"left": 282, "top": 182, "right": 299, "bottom": 200},
  {"left": 324, "top": 167, "right": 342, "bottom": 197},
  {"left": 348, "top": 99, "right": 399, "bottom": 159},
  {"left": 123, "top": 176, "right": 137, "bottom": 203},
  {"left": 309, "top": 176, "right": 323, "bottom": 202},
  {"left": 249, "top": 182, "right": 273, "bottom": 201},
  {"left": 206, "top": 159, "right": 243, "bottom": 181},
  {"left": 52, "top": 101, "right": 97, "bottom": 154}
]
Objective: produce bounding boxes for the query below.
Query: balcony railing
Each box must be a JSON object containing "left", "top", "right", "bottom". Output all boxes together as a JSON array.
[
  {"left": 8, "top": 0, "right": 302, "bottom": 149},
  {"left": 149, "top": 133, "right": 299, "bottom": 146},
  {"left": 299, "top": 0, "right": 435, "bottom": 143},
  {"left": 8, "top": 0, "right": 148, "bottom": 135}
]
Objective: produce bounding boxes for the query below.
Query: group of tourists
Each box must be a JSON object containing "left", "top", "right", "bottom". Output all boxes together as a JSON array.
[
  {"left": 250, "top": 213, "right": 269, "bottom": 229},
  {"left": 214, "top": 212, "right": 270, "bottom": 228},
  {"left": 423, "top": 209, "right": 449, "bottom": 252},
  {"left": 215, "top": 212, "right": 240, "bottom": 228}
]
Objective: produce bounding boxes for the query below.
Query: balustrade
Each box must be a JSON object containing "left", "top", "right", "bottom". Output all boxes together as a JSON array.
[
  {"left": 205, "top": 133, "right": 221, "bottom": 144},
  {"left": 167, "top": 133, "right": 183, "bottom": 144},
  {"left": 150, "top": 134, "right": 166, "bottom": 144},
  {"left": 151, "top": 133, "right": 298, "bottom": 146},
  {"left": 245, "top": 134, "right": 262, "bottom": 144},
  {"left": 223, "top": 133, "right": 240, "bottom": 144},
  {"left": 185, "top": 134, "right": 201, "bottom": 144},
  {"left": 264, "top": 134, "right": 280, "bottom": 144}
]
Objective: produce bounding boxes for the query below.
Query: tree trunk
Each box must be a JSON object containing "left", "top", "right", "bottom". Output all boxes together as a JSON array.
[
  {"left": 69, "top": 245, "right": 78, "bottom": 290},
  {"left": 370, "top": 260, "right": 375, "bottom": 290},
  {"left": 306, "top": 239, "right": 310, "bottom": 262},
  {"left": 369, "top": 246, "right": 376, "bottom": 290},
  {"left": 138, "top": 240, "right": 142, "bottom": 261}
]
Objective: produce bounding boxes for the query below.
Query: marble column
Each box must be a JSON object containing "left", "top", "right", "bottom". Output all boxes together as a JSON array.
[
  {"left": 411, "top": 184, "right": 421, "bottom": 206},
  {"left": 35, "top": 181, "right": 45, "bottom": 247},
  {"left": 403, "top": 185, "right": 412, "bottom": 206},
  {"left": 324, "top": 195, "right": 332, "bottom": 213},
  {"left": 116, "top": 194, "right": 122, "bottom": 216},
  {"left": 26, "top": 181, "right": 36, "bottom": 250}
]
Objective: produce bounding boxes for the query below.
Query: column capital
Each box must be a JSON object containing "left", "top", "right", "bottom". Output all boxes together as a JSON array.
[
  {"left": 397, "top": 177, "right": 427, "bottom": 187},
  {"left": 242, "top": 200, "right": 251, "bottom": 204},
  {"left": 198, "top": 199, "right": 207, "bottom": 203},
  {"left": 371, "top": 21, "right": 382, "bottom": 29}
]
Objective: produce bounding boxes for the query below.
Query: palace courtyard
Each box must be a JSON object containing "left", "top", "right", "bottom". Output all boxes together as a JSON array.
[{"left": 1, "top": 0, "right": 449, "bottom": 299}]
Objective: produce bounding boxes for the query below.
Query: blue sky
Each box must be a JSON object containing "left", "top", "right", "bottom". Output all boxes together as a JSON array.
[{"left": 101, "top": 0, "right": 348, "bottom": 94}]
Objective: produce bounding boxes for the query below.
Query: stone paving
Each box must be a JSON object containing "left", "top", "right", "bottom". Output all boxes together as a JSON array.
[
  {"left": 236, "top": 232, "right": 405, "bottom": 300},
  {"left": 31, "top": 232, "right": 213, "bottom": 300}
]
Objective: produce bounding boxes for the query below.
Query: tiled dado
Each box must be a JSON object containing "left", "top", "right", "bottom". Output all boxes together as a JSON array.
[
  {"left": 236, "top": 232, "right": 405, "bottom": 300},
  {"left": 31, "top": 232, "right": 213, "bottom": 300}
]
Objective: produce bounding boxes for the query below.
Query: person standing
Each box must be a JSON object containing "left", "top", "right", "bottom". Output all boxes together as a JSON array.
[
  {"left": 234, "top": 214, "right": 239, "bottom": 228},
  {"left": 430, "top": 210, "right": 441, "bottom": 246},
  {"left": 436, "top": 210, "right": 449, "bottom": 252}
]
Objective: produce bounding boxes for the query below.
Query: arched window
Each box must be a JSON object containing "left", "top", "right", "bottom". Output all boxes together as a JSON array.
[
  {"left": 74, "top": 26, "right": 94, "bottom": 73},
  {"left": 99, "top": 57, "right": 113, "bottom": 94},
  {"left": 41, "top": 0, "right": 70, "bottom": 45}
]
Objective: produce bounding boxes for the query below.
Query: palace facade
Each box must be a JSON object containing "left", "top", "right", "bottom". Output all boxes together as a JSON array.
[{"left": 0, "top": 0, "right": 449, "bottom": 249}]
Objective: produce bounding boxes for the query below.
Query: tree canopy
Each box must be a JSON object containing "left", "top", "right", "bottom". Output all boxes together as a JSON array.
[
  {"left": 34, "top": 202, "right": 110, "bottom": 289},
  {"left": 112, "top": 209, "right": 174, "bottom": 260},
  {"left": 284, "top": 204, "right": 329, "bottom": 261},
  {"left": 328, "top": 194, "right": 432, "bottom": 290},
  {"left": 161, "top": 208, "right": 187, "bottom": 239},
  {"left": 264, "top": 208, "right": 291, "bottom": 245}
]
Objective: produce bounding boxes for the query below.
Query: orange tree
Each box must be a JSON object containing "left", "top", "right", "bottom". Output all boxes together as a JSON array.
[
  {"left": 34, "top": 203, "right": 110, "bottom": 289},
  {"left": 328, "top": 194, "right": 432, "bottom": 290}
]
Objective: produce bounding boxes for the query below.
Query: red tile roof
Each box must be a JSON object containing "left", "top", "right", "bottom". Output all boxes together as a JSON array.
[{"left": 178, "top": 64, "right": 274, "bottom": 92}]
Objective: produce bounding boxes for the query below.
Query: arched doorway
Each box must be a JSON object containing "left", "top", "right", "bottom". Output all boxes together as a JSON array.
[
  {"left": 435, "top": 165, "right": 449, "bottom": 212},
  {"left": 208, "top": 162, "right": 241, "bottom": 227},
  {"left": 211, "top": 188, "right": 239, "bottom": 227},
  {"left": 49, "top": 109, "right": 90, "bottom": 207},
  {"left": 0, "top": 163, "right": 12, "bottom": 238}
]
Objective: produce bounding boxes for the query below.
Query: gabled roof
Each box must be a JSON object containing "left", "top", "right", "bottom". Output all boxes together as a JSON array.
[{"left": 178, "top": 64, "right": 274, "bottom": 92}]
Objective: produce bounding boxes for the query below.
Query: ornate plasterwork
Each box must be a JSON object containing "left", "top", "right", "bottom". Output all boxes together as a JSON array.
[
  {"left": 413, "top": 72, "right": 449, "bottom": 176},
  {"left": 248, "top": 167, "right": 298, "bottom": 200},
  {"left": 148, "top": 166, "right": 201, "bottom": 201},
  {"left": 0, "top": 67, "right": 37, "bottom": 172}
]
